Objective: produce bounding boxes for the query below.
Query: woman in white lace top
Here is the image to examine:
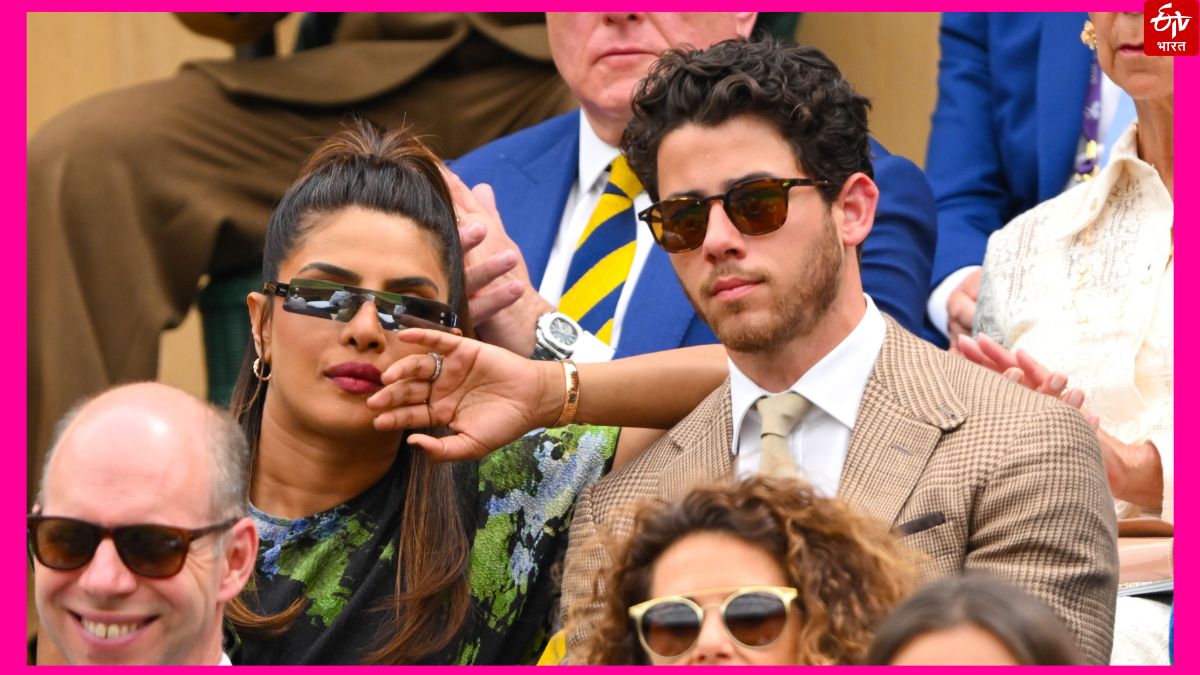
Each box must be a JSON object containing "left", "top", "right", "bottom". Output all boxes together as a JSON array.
[
  {"left": 966, "top": 13, "right": 1172, "bottom": 664},
  {"left": 969, "top": 11, "right": 1172, "bottom": 524}
]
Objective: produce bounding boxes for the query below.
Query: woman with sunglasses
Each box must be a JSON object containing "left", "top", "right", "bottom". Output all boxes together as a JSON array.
[
  {"left": 221, "top": 120, "right": 726, "bottom": 664},
  {"left": 570, "top": 477, "right": 915, "bottom": 665}
]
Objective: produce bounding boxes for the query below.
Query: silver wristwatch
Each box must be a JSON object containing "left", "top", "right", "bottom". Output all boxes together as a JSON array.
[{"left": 532, "top": 312, "right": 582, "bottom": 361}]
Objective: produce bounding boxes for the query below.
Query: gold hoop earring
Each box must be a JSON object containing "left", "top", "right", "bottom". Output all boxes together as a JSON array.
[
  {"left": 1080, "top": 20, "right": 1097, "bottom": 50},
  {"left": 253, "top": 357, "right": 273, "bottom": 381}
]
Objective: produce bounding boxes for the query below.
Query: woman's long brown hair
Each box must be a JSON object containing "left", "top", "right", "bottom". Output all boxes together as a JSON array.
[{"left": 225, "top": 119, "right": 473, "bottom": 663}]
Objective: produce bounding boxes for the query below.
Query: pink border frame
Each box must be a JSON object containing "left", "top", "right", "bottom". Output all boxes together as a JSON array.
[{"left": 14, "top": 4, "right": 1188, "bottom": 672}]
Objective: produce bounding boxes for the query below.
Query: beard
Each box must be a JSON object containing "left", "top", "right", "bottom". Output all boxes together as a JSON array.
[{"left": 685, "top": 213, "right": 844, "bottom": 354}]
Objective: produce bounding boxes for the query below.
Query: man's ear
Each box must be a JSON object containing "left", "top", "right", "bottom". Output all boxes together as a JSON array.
[
  {"left": 217, "top": 517, "right": 258, "bottom": 604},
  {"left": 247, "top": 292, "right": 271, "bottom": 363},
  {"left": 832, "top": 172, "right": 878, "bottom": 250},
  {"left": 735, "top": 12, "right": 757, "bottom": 38}
]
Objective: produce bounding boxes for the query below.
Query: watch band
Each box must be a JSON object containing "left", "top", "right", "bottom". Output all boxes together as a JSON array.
[{"left": 532, "top": 341, "right": 566, "bottom": 361}]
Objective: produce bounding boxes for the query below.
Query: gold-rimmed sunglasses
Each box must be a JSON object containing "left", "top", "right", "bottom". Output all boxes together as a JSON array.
[{"left": 629, "top": 585, "right": 799, "bottom": 659}]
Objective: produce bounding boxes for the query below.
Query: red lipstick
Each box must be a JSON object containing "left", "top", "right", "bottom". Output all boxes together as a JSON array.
[{"left": 326, "top": 362, "right": 384, "bottom": 394}]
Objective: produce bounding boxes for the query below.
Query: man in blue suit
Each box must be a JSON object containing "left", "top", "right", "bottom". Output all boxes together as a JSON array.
[
  {"left": 924, "top": 13, "right": 1133, "bottom": 348},
  {"left": 452, "top": 12, "right": 936, "bottom": 361}
]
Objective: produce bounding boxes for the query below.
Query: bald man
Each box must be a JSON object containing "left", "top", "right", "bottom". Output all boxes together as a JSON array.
[{"left": 29, "top": 383, "right": 257, "bottom": 665}]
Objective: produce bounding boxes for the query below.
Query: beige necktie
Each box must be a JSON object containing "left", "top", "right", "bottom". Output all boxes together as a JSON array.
[{"left": 755, "top": 392, "right": 810, "bottom": 478}]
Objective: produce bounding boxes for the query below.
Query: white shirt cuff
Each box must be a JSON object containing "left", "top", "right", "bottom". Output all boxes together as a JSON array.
[
  {"left": 568, "top": 330, "right": 615, "bottom": 363},
  {"left": 927, "top": 265, "right": 982, "bottom": 340}
]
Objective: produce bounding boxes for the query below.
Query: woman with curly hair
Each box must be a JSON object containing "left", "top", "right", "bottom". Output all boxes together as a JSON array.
[{"left": 570, "top": 477, "right": 916, "bottom": 664}]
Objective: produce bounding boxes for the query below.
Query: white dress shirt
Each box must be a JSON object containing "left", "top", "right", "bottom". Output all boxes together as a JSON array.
[
  {"left": 537, "top": 115, "right": 654, "bottom": 362},
  {"left": 730, "top": 295, "right": 886, "bottom": 496}
]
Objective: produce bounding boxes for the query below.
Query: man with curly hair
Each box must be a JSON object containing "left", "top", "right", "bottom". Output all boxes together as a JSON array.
[
  {"left": 561, "top": 37, "right": 1117, "bottom": 665},
  {"left": 449, "top": 13, "right": 935, "bottom": 362}
]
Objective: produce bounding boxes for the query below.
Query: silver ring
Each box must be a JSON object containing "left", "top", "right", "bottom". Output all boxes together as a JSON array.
[{"left": 428, "top": 352, "right": 444, "bottom": 383}]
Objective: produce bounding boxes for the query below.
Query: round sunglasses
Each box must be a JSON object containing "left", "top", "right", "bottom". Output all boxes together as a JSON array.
[
  {"left": 638, "top": 176, "right": 831, "bottom": 253},
  {"left": 628, "top": 585, "right": 799, "bottom": 660},
  {"left": 27, "top": 514, "right": 238, "bottom": 578}
]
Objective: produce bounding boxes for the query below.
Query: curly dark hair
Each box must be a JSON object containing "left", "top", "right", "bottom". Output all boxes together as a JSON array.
[
  {"left": 865, "top": 575, "right": 1085, "bottom": 665},
  {"left": 621, "top": 37, "right": 873, "bottom": 205},
  {"left": 571, "top": 477, "right": 917, "bottom": 664}
]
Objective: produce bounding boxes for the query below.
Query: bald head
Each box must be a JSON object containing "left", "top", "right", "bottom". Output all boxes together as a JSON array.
[
  {"left": 39, "top": 382, "right": 250, "bottom": 522},
  {"left": 32, "top": 383, "right": 256, "bottom": 665}
]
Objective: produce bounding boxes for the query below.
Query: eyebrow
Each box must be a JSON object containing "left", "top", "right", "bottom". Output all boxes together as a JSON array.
[
  {"left": 295, "top": 262, "right": 441, "bottom": 294},
  {"left": 666, "top": 172, "right": 779, "bottom": 199}
]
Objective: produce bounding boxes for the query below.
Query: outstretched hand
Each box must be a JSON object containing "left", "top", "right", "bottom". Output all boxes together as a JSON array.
[{"left": 365, "top": 328, "right": 559, "bottom": 462}]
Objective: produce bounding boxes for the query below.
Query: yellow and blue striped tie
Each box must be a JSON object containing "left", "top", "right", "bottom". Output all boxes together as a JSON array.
[{"left": 558, "top": 156, "right": 643, "bottom": 345}]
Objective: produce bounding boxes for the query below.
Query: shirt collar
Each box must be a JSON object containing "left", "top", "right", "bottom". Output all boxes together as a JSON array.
[
  {"left": 1053, "top": 121, "right": 1164, "bottom": 240},
  {"left": 729, "top": 294, "right": 886, "bottom": 449},
  {"left": 578, "top": 114, "right": 621, "bottom": 195}
]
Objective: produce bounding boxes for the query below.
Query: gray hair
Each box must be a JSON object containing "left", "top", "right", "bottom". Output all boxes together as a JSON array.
[
  {"left": 205, "top": 402, "right": 251, "bottom": 522},
  {"left": 37, "top": 384, "right": 250, "bottom": 522}
]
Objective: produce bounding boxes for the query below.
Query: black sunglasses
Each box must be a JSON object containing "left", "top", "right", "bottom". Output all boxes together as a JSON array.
[
  {"left": 629, "top": 586, "right": 799, "bottom": 660},
  {"left": 638, "top": 177, "right": 832, "bottom": 253},
  {"left": 265, "top": 278, "right": 458, "bottom": 332},
  {"left": 27, "top": 515, "right": 238, "bottom": 578}
]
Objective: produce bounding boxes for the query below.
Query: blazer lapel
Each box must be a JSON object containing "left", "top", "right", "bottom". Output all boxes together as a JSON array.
[
  {"left": 490, "top": 112, "right": 580, "bottom": 287},
  {"left": 1036, "top": 12, "right": 1092, "bottom": 200},
  {"left": 838, "top": 319, "right": 966, "bottom": 525},
  {"left": 659, "top": 380, "right": 734, "bottom": 499}
]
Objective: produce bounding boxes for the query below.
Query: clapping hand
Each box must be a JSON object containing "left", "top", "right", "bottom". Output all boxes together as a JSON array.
[
  {"left": 956, "top": 333, "right": 1096, "bottom": 426},
  {"left": 957, "top": 334, "right": 1163, "bottom": 507}
]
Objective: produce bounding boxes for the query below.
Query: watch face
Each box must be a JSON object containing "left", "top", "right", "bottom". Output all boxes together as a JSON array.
[{"left": 549, "top": 316, "right": 578, "bottom": 346}]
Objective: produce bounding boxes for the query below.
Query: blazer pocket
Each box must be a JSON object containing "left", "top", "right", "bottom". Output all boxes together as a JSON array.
[
  {"left": 895, "top": 511, "right": 946, "bottom": 537},
  {"left": 896, "top": 512, "right": 963, "bottom": 573}
]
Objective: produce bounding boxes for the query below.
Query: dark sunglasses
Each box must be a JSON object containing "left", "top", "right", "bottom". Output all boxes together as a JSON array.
[
  {"left": 638, "top": 177, "right": 832, "bottom": 253},
  {"left": 27, "top": 515, "right": 238, "bottom": 578},
  {"left": 265, "top": 278, "right": 458, "bottom": 332},
  {"left": 629, "top": 586, "right": 799, "bottom": 660}
]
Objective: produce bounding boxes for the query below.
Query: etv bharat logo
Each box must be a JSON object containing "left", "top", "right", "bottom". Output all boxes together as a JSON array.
[{"left": 1145, "top": 0, "right": 1198, "bottom": 55}]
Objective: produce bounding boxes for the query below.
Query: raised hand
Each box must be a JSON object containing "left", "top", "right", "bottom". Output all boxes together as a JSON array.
[
  {"left": 442, "top": 166, "right": 553, "bottom": 354},
  {"left": 365, "top": 328, "right": 560, "bottom": 462}
]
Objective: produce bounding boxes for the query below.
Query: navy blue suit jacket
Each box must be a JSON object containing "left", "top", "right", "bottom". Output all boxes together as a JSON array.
[
  {"left": 452, "top": 110, "right": 936, "bottom": 358},
  {"left": 926, "top": 12, "right": 1092, "bottom": 290}
]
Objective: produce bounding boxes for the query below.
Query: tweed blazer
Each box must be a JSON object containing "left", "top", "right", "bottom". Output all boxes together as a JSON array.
[{"left": 562, "top": 318, "right": 1118, "bottom": 664}]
